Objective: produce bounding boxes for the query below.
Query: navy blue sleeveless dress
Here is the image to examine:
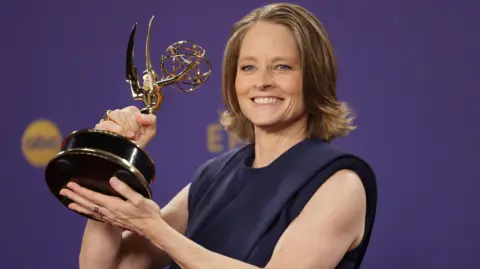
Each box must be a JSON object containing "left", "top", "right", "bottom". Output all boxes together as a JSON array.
[{"left": 169, "top": 138, "right": 377, "bottom": 269}]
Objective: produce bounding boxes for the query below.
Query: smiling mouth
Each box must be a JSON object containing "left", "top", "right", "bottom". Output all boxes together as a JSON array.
[{"left": 251, "top": 97, "right": 284, "bottom": 104}]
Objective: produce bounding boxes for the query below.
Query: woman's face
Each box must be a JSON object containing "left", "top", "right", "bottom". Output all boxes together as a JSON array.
[{"left": 235, "top": 21, "right": 306, "bottom": 133}]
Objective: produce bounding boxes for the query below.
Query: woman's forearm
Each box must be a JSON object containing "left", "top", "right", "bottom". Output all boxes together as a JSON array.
[
  {"left": 79, "top": 219, "right": 123, "bottom": 269},
  {"left": 80, "top": 219, "right": 174, "bottom": 269},
  {"left": 146, "top": 219, "right": 261, "bottom": 269}
]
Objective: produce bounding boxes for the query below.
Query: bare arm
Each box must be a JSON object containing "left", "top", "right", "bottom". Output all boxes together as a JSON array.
[
  {"left": 144, "top": 169, "right": 367, "bottom": 269},
  {"left": 79, "top": 184, "right": 191, "bottom": 269}
]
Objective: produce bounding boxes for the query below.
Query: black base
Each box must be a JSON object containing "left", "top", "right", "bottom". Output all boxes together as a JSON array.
[{"left": 45, "top": 129, "right": 156, "bottom": 219}]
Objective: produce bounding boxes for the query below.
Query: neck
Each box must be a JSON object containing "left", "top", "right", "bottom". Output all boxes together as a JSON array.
[{"left": 252, "top": 116, "right": 308, "bottom": 168}]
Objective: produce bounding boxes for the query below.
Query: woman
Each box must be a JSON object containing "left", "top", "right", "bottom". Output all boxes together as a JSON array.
[{"left": 60, "top": 3, "right": 377, "bottom": 269}]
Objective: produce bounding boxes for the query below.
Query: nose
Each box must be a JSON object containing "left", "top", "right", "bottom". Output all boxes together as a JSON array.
[{"left": 253, "top": 69, "right": 274, "bottom": 90}]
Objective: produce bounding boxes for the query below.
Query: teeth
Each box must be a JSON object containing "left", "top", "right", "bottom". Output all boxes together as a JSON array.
[{"left": 253, "top": 97, "right": 282, "bottom": 104}]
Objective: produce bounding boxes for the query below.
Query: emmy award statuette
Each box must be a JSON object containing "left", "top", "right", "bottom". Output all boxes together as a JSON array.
[{"left": 45, "top": 16, "right": 212, "bottom": 219}]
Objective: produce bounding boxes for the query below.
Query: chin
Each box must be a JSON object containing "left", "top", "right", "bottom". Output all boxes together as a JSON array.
[
  {"left": 247, "top": 112, "right": 307, "bottom": 134},
  {"left": 249, "top": 117, "right": 285, "bottom": 131}
]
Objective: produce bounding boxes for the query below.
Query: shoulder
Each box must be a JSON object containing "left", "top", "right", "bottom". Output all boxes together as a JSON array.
[
  {"left": 310, "top": 168, "right": 367, "bottom": 223},
  {"left": 296, "top": 139, "right": 378, "bottom": 238},
  {"left": 307, "top": 139, "right": 377, "bottom": 200},
  {"left": 315, "top": 169, "right": 367, "bottom": 208},
  {"left": 294, "top": 139, "right": 377, "bottom": 192}
]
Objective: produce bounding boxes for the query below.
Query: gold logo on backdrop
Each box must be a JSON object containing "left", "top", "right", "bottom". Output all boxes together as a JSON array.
[
  {"left": 21, "top": 119, "right": 62, "bottom": 167},
  {"left": 206, "top": 123, "right": 244, "bottom": 153}
]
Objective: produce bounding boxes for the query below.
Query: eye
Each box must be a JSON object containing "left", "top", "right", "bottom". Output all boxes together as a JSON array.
[
  {"left": 276, "top": 64, "right": 292, "bottom": 70},
  {"left": 240, "top": 65, "right": 255, "bottom": 71}
]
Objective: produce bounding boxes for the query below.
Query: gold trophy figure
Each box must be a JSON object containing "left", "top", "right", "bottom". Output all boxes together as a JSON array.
[{"left": 45, "top": 16, "right": 211, "bottom": 218}]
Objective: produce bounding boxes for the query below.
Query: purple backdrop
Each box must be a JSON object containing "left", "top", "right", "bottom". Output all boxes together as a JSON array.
[{"left": 1, "top": 0, "right": 479, "bottom": 268}]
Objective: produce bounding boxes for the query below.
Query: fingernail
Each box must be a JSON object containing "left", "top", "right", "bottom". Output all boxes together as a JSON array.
[
  {"left": 110, "top": 177, "right": 120, "bottom": 186},
  {"left": 128, "top": 131, "right": 135, "bottom": 138}
]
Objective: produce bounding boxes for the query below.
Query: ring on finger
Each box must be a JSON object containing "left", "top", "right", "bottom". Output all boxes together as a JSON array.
[
  {"left": 102, "top": 110, "right": 112, "bottom": 121},
  {"left": 93, "top": 204, "right": 100, "bottom": 213}
]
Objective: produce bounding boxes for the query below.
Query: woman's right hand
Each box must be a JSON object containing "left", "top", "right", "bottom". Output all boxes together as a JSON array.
[{"left": 95, "top": 106, "right": 157, "bottom": 149}]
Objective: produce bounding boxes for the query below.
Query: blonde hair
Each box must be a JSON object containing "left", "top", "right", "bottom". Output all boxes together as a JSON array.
[{"left": 220, "top": 3, "right": 355, "bottom": 143}]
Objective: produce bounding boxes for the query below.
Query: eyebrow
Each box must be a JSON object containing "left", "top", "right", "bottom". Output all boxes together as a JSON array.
[
  {"left": 238, "top": 56, "right": 297, "bottom": 63},
  {"left": 238, "top": 56, "right": 257, "bottom": 62}
]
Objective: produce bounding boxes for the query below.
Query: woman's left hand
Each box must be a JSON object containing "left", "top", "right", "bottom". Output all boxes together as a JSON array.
[{"left": 59, "top": 177, "right": 162, "bottom": 237}]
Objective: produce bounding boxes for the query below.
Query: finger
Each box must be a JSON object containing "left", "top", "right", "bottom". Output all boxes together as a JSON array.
[
  {"left": 124, "top": 106, "right": 140, "bottom": 114},
  {"left": 123, "top": 107, "right": 143, "bottom": 137},
  {"left": 137, "top": 114, "right": 156, "bottom": 126},
  {"left": 60, "top": 186, "right": 100, "bottom": 212},
  {"left": 109, "top": 177, "right": 145, "bottom": 207},
  {"left": 123, "top": 111, "right": 141, "bottom": 139},
  {"left": 107, "top": 109, "right": 130, "bottom": 134},
  {"left": 106, "top": 109, "right": 122, "bottom": 124},
  {"left": 109, "top": 109, "right": 134, "bottom": 136},
  {"left": 95, "top": 121, "right": 128, "bottom": 137},
  {"left": 61, "top": 187, "right": 117, "bottom": 225},
  {"left": 64, "top": 182, "right": 117, "bottom": 208},
  {"left": 110, "top": 109, "right": 140, "bottom": 138},
  {"left": 68, "top": 202, "right": 93, "bottom": 215},
  {"left": 136, "top": 114, "right": 156, "bottom": 136},
  {"left": 62, "top": 188, "right": 116, "bottom": 223},
  {"left": 67, "top": 202, "right": 104, "bottom": 222}
]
